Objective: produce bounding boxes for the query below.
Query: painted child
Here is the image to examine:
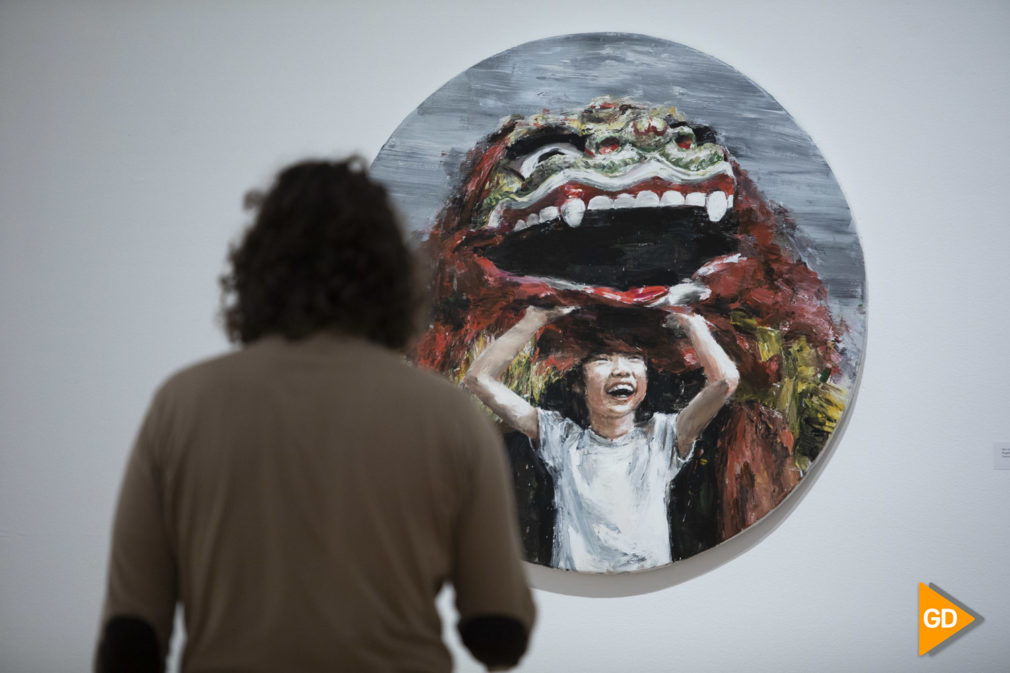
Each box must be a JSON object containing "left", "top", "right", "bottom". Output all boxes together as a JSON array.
[{"left": 463, "top": 288, "right": 738, "bottom": 572}]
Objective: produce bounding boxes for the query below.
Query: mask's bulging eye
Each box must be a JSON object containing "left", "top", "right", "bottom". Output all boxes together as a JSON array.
[
  {"left": 514, "top": 143, "right": 583, "bottom": 178},
  {"left": 596, "top": 137, "right": 621, "bottom": 155},
  {"left": 673, "top": 127, "right": 695, "bottom": 149}
]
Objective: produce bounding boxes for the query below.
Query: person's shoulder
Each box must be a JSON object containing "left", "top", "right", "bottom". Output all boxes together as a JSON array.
[
  {"left": 537, "top": 407, "right": 581, "bottom": 443},
  {"left": 362, "top": 348, "right": 503, "bottom": 463},
  {"left": 648, "top": 411, "right": 676, "bottom": 424},
  {"left": 395, "top": 358, "right": 486, "bottom": 415},
  {"left": 154, "top": 348, "right": 245, "bottom": 399},
  {"left": 644, "top": 411, "right": 678, "bottom": 435},
  {"left": 644, "top": 411, "right": 680, "bottom": 453},
  {"left": 132, "top": 349, "right": 250, "bottom": 431},
  {"left": 317, "top": 335, "right": 487, "bottom": 416},
  {"left": 537, "top": 408, "right": 568, "bottom": 428}
]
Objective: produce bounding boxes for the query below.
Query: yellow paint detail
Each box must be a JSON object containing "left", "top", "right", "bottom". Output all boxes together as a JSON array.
[
  {"left": 459, "top": 331, "right": 560, "bottom": 422},
  {"left": 729, "top": 311, "right": 847, "bottom": 470},
  {"left": 755, "top": 326, "right": 782, "bottom": 362}
]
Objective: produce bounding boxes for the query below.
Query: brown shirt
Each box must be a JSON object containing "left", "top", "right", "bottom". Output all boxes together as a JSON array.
[{"left": 100, "top": 334, "right": 535, "bottom": 672}]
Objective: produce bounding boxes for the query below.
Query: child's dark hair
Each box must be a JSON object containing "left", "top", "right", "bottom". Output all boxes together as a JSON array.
[{"left": 533, "top": 303, "right": 703, "bottom": 426}]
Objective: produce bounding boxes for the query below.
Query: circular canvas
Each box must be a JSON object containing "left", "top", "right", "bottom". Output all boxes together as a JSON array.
[{"left": 372, "top": 33, "right": 866, "bottom": 574}]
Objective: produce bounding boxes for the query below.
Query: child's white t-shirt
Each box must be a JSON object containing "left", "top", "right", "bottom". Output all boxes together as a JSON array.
[{"left": 537, "top": 408, "right": 693, "bottom": 572}]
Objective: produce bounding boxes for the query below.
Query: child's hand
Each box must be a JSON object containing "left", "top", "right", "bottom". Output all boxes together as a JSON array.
[
  {"left": 663, "top": 310, "right": 708, "bottom": 331},
  {"left": 524, "top": 305, "right": 577, "bottom": 323},
  {"left": 645, "top": 280, "right": 710, "bottom": 308}
]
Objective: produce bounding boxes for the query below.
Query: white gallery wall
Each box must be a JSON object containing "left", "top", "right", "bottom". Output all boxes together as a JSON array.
[{"left": 2, "top": 1, "right": 1008, "bottom": 671}]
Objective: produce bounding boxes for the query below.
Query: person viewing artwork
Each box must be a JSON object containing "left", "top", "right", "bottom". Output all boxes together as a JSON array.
[
  {"left": 95, "top": 158, "right": 535, "bottom": 673},
  {"left": 463, "top": 283, "right": 739, "bottom": 573}
]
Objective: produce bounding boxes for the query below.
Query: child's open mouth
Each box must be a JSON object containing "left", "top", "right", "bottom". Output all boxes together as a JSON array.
[{"left": 606, "top": 383, "right": 636, "bottom": 399}]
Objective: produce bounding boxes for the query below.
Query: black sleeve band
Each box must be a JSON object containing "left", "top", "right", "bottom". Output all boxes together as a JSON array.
[
  {"left": 458, "top": 614, "right": 529, "bottom": 668},
  {"left": 95, "top": 615, "right": 160, "bottom": 673}
]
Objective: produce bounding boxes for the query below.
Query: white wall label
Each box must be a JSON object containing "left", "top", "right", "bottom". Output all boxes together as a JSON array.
[{"left": 994, "top": 443, "right": 1010, "bottom": 470}]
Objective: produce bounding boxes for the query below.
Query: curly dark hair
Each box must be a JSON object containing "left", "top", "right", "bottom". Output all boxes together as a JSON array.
[{"left": 220, "top": 157, "right": 417, "bottom": 348}]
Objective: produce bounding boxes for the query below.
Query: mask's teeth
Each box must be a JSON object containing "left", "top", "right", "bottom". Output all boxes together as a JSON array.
[
  {"left": 505, "top": 185, "right": 733, "bottom": 231},
  {"left": 685, "top": 191, "right": 706, "bottom": 207},
  {"left": 561, "top": 198, "right": 586, "bottom": 227},
  {"left": 706, "top": 191, "right": 728, "bottom": 222},
  {"left": 636, "top": 190, "right": 660, "bottom": 207},
  {"left": 660, "top": 190, "right": 685, "bottom": 207},
  {"left": 487, "top": 204, "right": 504, "bottom": 229},
  {"left": 613, "top": 193, "right": 636, "bottom": 209},
  {"left": 539, "top": 205, "right": 559, "bottom": 223}
]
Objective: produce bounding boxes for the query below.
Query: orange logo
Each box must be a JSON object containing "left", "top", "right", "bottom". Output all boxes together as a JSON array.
[{"left": 918, "top": 583, "right": 978, "bottom": 655}]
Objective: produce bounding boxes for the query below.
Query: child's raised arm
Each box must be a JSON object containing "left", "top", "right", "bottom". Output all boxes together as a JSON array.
[
  {"left": 666, "top": 311, "right": 739, "bottom": 459},
  {"left": 463, "top": 306, "right": 573, "bottom": 441}
]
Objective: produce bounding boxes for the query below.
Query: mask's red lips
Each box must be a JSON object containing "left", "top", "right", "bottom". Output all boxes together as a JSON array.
[
  {"left": 471, "top": 254, "right": 711, "bottom": 309},
  {"left": 580, "top": 285, "right": 669, "bottom": 305},
  {"left": 492, "top": 265, "right": 670, "bottom": 306}
]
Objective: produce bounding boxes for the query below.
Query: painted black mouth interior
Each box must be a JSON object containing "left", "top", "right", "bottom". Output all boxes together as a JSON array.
[{"left": 482, "top": 207, "right": 737, "bottom": 288}]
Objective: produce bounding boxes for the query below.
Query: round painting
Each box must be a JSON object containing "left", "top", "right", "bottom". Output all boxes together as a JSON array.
[{"left": 372, "top": 33, "right": 866, "bottom": 574}]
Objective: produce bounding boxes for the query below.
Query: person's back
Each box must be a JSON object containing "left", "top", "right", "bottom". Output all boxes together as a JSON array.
[{"left": 97, "top": 158, "right": 535, "bottom": 672}]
